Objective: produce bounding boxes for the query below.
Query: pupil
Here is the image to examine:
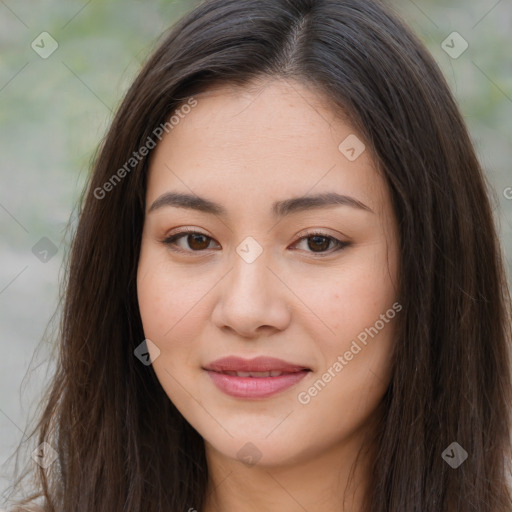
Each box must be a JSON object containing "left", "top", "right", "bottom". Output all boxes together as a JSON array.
[
  {"left": 308, "top": 236, "right": 329, "bottom": 252},
  {"left": 189, "top": 234, "right": 209, "bottom": 250}
]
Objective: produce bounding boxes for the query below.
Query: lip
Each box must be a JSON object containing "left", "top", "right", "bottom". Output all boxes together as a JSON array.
[
  {"left": 203, "top": 356, "right": 311, "bottom": 399},
  {"left": 204, "top": 356, "right": 310, "bottom": 373}
]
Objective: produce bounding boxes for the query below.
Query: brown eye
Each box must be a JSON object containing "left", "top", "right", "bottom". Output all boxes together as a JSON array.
[
  {"left": 162, "top": 230, "right": 218, "bottom": 253},
  {"left": 306, "top": 235, "right": 331, "bottom": 252},
  {"left": 292, "top": 232, "right": 348, "bottom": 255},
  {"left": 186, "top": 233, "right": 211, "bottom": 251}
]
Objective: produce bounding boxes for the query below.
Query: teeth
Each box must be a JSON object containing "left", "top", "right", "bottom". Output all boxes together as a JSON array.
[
  {"left": 250, "top": 371, "right": 271, "bottom": 377},
  {"left": 221, "top": 370, "right": 285, "bottom": 377}
]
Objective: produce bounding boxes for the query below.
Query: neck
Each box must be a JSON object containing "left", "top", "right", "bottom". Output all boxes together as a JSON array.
[{"left": 201, "top": 425, "right": 376, "bottom": 512}]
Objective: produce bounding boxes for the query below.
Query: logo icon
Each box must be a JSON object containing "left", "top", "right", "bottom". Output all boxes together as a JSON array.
[
  {"left": 236, "top": 236, "right": 263, "bottom": 264},
  {"left": 441, "top": 32, "right": 468, "bottom": 59},
  {"left": 441, "top": 441, "right": 468, "bottom": 468},
  {"left": 32, "top": 237, "right": 58, "bottom": 263},
  {"left": 31, "top": 32, "right": 59, "bottom": 59},
  {"left": 236, "top": 442, "right": 262, "bottom": 467},
  {"left": 31, "top": 441, "right": 58, "bottom": 468},
  {"left": 338, "top": 134, "right": 366, "bottom": 161},
  {"left": 134, "top": 339, "right": 161, "bottom": 366}
]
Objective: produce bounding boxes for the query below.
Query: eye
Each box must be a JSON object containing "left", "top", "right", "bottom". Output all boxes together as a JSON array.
[
  {"left": 162, "top": 228, "right": 219, "bottom": 253},
  {"left": 291, "top": 231, "right": 349, "bottom": 256},
  {"left": 161, "top": 229, "right": 349, "bottom": 256}
]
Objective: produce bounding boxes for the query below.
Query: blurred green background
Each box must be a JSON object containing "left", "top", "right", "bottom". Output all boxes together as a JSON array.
[{"left": 0, "top": 0, "right": 511, "bottom": 503}]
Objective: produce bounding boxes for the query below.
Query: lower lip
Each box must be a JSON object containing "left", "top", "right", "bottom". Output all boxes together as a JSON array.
[{"left": 206, "top": 370, "right": 309, "bottom": 399}]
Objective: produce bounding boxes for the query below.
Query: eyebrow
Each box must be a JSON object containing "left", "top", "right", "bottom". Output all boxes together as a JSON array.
[{"left": 148, "top": 191, "right": 374, "bottom": 217}]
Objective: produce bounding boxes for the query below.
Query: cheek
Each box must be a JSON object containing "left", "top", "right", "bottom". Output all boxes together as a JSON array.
[
  {"left": 293, "top": 255, "right": 397, "bottom": 339},
  {"left": 136, "top": 255, "right": 208, "bottom": 355},
  {"left": 293, "top": 243, "right": 398, "bottom": 397},
  {"left": 136, "top": 263, "right": 207, "bottom": 412}
]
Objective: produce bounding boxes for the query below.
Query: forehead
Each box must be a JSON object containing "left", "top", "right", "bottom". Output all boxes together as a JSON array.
[{"left": 145, "top": 79, "right": 386, "bottom": 216}]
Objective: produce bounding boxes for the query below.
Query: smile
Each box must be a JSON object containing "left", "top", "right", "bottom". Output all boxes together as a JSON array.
[{"left": 203, "top": 356, "right": 311, "bottom": 399}]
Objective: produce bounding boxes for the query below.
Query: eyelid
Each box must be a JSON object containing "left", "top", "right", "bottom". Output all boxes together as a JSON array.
[{"left": 294, "top": 227, "right": 347, "bottom": 241}]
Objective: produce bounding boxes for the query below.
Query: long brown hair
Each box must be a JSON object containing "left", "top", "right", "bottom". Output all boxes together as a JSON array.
[{"left": 7, "top": 0, "right": 512, "bottom": 510}]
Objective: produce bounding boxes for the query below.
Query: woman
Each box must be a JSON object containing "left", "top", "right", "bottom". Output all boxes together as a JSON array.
[{"left": 8, "top": 0, "right": 512, "bottom": 510}]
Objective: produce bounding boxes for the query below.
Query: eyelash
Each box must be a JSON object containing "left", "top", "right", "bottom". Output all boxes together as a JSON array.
[{"left": 160, "top": 227, "right": 349, "bottom": 257}]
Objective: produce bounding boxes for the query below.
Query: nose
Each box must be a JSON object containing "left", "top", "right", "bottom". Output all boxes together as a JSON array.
[{"left": 210, "top": 252, "right": 292, "bottom": 339}]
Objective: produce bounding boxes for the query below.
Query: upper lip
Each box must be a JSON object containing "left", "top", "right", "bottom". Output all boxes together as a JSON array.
[{"left": 204, "top": 356, "right": 310, "bottom": 373}]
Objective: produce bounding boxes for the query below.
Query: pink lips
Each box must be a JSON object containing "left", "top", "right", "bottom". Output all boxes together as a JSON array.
[{"left": 203, "top": 356, "right": 311, "bottom": 399}]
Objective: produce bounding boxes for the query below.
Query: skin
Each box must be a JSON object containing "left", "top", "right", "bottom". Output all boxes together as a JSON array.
[{"left": 137, "top": 78, "right": 400, "bottom": 512}]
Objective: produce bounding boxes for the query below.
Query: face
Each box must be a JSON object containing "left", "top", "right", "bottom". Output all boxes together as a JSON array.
[{"left": 137, "top": 78, "right": 400, "bottom": 468}]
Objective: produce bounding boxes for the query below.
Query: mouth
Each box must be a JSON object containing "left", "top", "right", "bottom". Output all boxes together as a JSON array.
[
  {"left": 211, "top": 370, "right": 303, "bottom": 378},
  {"left": 203, "top": 356, "right": 311, "bottom": 399},
  {"left": 203, "top": 355, "right": 311, "bottom": 373}
]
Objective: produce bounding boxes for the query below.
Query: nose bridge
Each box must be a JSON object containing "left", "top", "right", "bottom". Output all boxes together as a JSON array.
[
  {"left": 229, "top": 235, "right": 274, "bottom": 299},
  {"left": 210, "top": 234, "right": 291, "bottom": 335},
  {"left": 208, "top": 229, "right": 291, "bottom": 339}
]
